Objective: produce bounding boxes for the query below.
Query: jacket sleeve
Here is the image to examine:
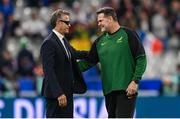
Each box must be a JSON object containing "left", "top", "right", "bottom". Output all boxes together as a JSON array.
[
  {"left": 63, "top": 38, "right": 88, "bottom": 59},
  {"left": 78, "top": 40, "right": 100, "bottom": 71},
  {"left": 40, "top": 40, "right": 63, "bottom": 98},
  {"left": 70, "top": 46, "right": 89, "bottom": 59},
  {"left": 126, "top": 28, "right": 147, "bottom": 81}
]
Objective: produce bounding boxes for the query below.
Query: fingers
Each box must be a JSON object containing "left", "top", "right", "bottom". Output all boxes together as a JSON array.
[
  {"left": 127, "top": 95, "right": 135, "bottom": 99},
  {"left": 59, "top": 99, "right": 67, "bottom": 107},
  {"left": 126, "top": 89, "right": 136, "bottom": 98},
  {"left": 126, "top": 81, "right": 138, "bottom": 98},
  {"left": 126, "top": 88, "right": 136, "bottom": 95},
  {"left": 57, "top": 94, "right": 67, "bottom": 107},
  {"left": 126, "top": 90, "right": 136, "bottom": 99}
]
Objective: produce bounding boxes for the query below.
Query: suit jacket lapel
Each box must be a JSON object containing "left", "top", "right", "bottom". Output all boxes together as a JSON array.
[
  {"left": 63, "top": 38, "right": 73, "bottom": 59},
  {"left": 51, "top": 32, "right": 70, "bottom": 61}
]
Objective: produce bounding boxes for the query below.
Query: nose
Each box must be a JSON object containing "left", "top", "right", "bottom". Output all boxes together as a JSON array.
[{"left": 98, "top": 22, "right": 101, "bottom": 27}]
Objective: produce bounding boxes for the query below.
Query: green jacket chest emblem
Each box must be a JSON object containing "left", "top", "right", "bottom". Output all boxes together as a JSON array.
[{"left": 116, "top": 36, "right": 123, "bottom": 43}]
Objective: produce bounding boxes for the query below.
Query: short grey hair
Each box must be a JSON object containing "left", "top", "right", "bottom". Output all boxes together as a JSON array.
[{"left": 50, "top": 9, "right": 70, "bottom": 28}]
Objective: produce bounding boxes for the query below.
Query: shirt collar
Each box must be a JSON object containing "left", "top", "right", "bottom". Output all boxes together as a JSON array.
[{"left": 52, "top": 29, "right": 64, "bottom": 40}]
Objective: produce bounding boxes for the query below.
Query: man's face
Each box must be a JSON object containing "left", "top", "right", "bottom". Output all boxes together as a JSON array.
[
  {"left": 57, "top": 14, "right": 71, "bottom": 35},
  {"left": 97, "top": 13, "right": 111, "bottom": 32}
]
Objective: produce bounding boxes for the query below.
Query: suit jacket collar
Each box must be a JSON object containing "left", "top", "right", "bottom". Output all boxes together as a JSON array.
[
  {"left": 51, "top": 32, "right": 71, "bottom": 61},
  {"left": 52, "top": 29, "right": 64, "bottom": 40}
]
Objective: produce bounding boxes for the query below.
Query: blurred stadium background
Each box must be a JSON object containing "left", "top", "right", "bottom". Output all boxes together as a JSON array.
[{"left": 0, "top": 0, "right": 179, "bottom": 118}]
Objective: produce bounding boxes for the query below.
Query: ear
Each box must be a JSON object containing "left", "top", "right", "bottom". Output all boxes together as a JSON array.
[{"left": 107, "top": 16, "right": 113, "bottom": 22}]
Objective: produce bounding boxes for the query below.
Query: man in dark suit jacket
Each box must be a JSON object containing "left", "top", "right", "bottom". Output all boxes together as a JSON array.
[{"left": 40, "top": 9, "right": 87, "bottom": 118}]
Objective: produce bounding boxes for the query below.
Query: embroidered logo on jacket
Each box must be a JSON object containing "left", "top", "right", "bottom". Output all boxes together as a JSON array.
[
  {"left": 101, "top": 42, "right": 107, "bottom": 46},
  {"left": 116, "top": 37, "right": 123, "bottom": 43}
]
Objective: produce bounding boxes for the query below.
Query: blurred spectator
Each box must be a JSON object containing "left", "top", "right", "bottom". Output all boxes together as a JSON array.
[
  {"left": 151, "top": 4, "right": 169, "bottom": 48},
  {"left": 0, "top": 0, "right": 14, "bottom": 49},
  {"left": 177, "top": 64, "right": 180, "bottom": 94},
  {"left": 168, "top": 33, "right": 180, "bottom": 53},
  {"left": 0, "top": 78, "right": 6, "bottom": 95},
  {"left": 20, "top": 9, "right": 48, "bottom": 39},
  {"left": 0, "top": 0, "right": 14, "bottom": 18},
  {"left": 138, "top": 9, "right": 150, "bottom": 32},
  {"left": 170, "top": 0, "right": 180, "bottom": 35},
  {"left": 24, "top": 0, "right": 40, "bottom": 8},
  {"left": 0, "top": 49, "right": 15, "bottom": 79},
  {"left": 0, "top": 49, "right": 17, "bottom": 97},
  {"left": 163, "top": 64, "right": 180, "bottom": 96},
  {"left": 0, "top": 12, "right": 5, "bottom": 50},
  {"left": 120, "top": 10, "right": 138, "bottom": 29},
  {"left": 71, "top": 1, "right": 88, "bottom": 24},
  {"left": 17, "top": 37, "right": 35, "bottom": 77},
  {"left": 140, "top": 0, "right": 154, "bottom": 17}
]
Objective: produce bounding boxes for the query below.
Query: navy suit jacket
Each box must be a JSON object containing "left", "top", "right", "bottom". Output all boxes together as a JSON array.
[{"left": 40, "top": 32, "right": 87, "bottom": 99}]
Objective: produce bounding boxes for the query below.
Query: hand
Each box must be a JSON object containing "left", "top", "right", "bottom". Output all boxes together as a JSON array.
[
  {"left": 126, "top": 80, "right": 138, "bottom": 99},
  {"left": 57, "top": 94, "right": 67, "bottom": 107}
]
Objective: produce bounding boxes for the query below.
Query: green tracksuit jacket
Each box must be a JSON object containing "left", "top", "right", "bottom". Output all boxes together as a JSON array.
[{"left": 79, "top": 27, "right": 147, "bottom": 95}]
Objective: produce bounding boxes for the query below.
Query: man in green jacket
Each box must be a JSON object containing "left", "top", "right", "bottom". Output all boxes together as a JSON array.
[{"left": 79, "top": 7, "right": 147, "bottom": 118}]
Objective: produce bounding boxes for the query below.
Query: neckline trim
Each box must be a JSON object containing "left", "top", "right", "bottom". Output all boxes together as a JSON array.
[{"left": 108, "top": 27, "right": 121, "bottom": 36}]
